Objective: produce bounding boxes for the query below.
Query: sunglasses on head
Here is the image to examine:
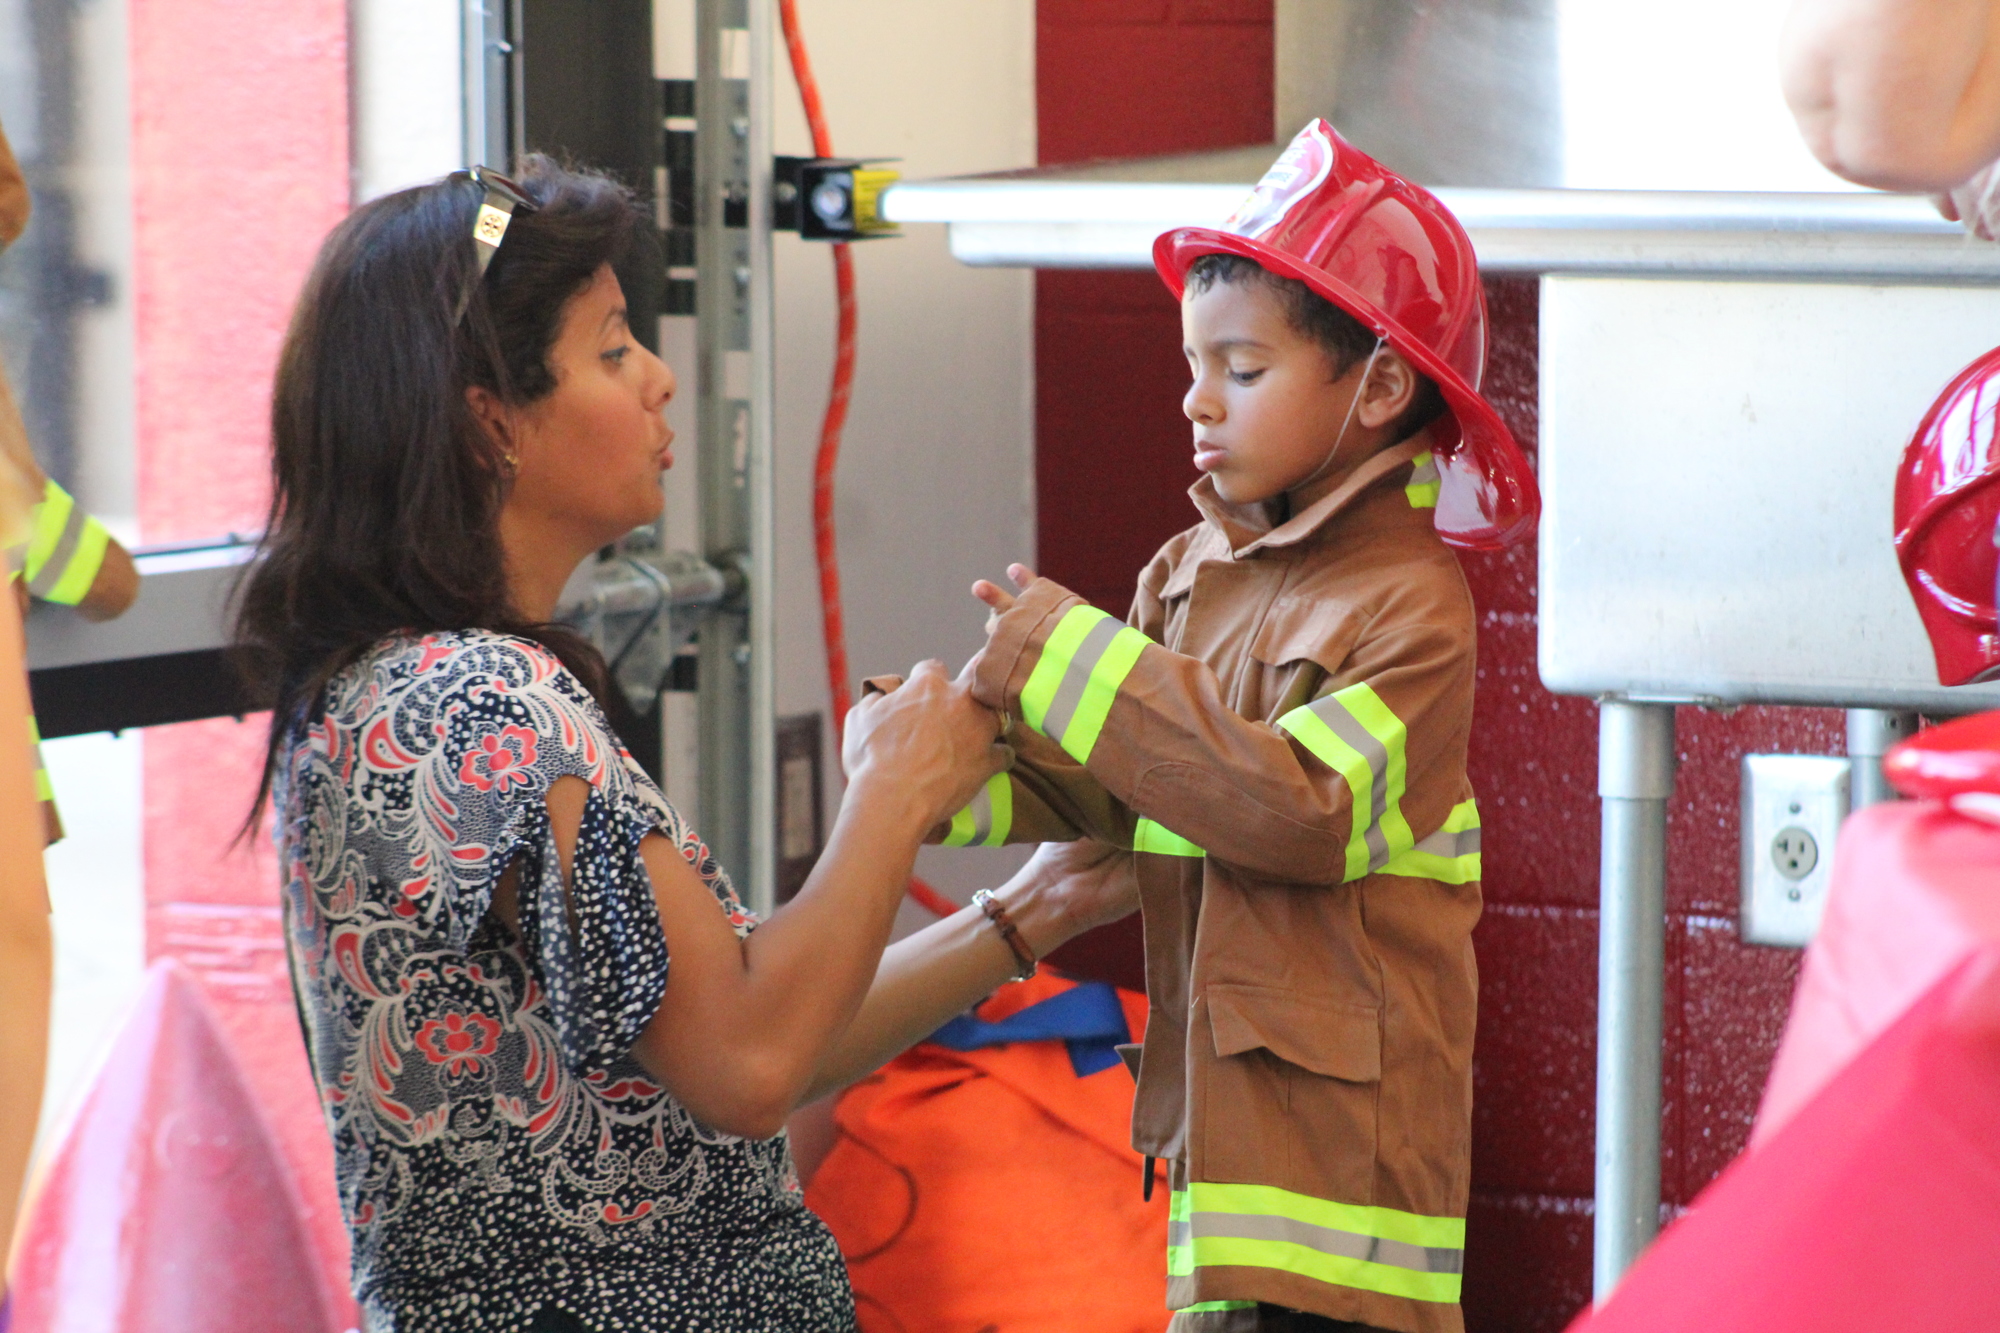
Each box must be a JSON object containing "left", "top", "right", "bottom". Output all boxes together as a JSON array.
[{"left": 450, "top": 165, "right": 538, "bottom": 324}]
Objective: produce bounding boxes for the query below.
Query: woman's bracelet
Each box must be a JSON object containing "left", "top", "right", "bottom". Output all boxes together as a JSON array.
[{"left": 972, "top": 888, "right": 1037, "bottom": 982}]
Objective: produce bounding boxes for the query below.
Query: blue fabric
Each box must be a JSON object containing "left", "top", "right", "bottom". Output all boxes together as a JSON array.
[{"left": 925, "top": 980, "right": 1131, "bottom": 1078}]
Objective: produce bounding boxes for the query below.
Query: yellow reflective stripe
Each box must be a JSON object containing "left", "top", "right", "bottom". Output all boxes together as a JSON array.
[
  {"left": 1018, "top": 604, "right": 1150, "bottom": 764},
  {"left": 1274, "top": 682, "right": 1415, "bottom": 881},
  {"left": 984, "top": 772, "right": 1012, "bottom": 846},
  {"left": 22, "top": 478, "right": 74, "bottom": 584},
  {"left": 1172, "top": 1182, "right": 1465, "bottom": 1305},
  {"left": 27, "top": 714, "right": 49, "bottom": 802},
  {"left": 23, "top": 479, "right": 110, "bottom": 605},
  {"left": 42, "top": 517, "right": 108, "bottom": 605},
  {"left": 1187, "top": 1182, "right": 1465, "bottom": 1254},
  {"left": 941, "top": 772, "right": 1013, "bottom": 848},
  {"left": 1182, "top": 1302, "right": 1258, "bottom": 1312},
  {"left": 1186, "top": 1235, "right": 1459, "bottom": 1304},
  {"left": 1168, "top": 1187, "right": 1194, "bottom": 1275},
  {"left": 1133, "top": 817, "right": 1204, "bottom": 857},
  {"left": 1381, "top": 799, "right": 1482, "bottom": 884},
  {"left": 1019, "top": 605, "right": 1098, "bottom": 730},
  {"left": 1406, "top": 451, "right": 1441, "bottom": 509}
]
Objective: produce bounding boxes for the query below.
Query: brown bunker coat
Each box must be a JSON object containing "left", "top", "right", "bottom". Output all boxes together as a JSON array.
[
  {"left": 962, "top": 433, "right": 1481, "bottom": 1333},
  {"left": 0, "top": 121, "right": 28, "bottom": 252}
]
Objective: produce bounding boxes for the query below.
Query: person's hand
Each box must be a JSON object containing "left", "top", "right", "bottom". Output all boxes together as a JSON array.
[
  {"left": 841, "top": 659, "right": 1006, "bottom": 831},
  {"left": 1001, "top": 838, "right": 1139, "bottom": 958},
  {"left": 1937, "top": 156, "right": 2000, "bottom": 240},
  {"left": 970, "top": 563, "right": 1037, "bottom": 636}
]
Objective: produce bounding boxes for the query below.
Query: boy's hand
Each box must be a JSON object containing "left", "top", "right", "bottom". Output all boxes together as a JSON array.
[{"left": 971, "top": 563, "right": 1037, "bottom": 633}]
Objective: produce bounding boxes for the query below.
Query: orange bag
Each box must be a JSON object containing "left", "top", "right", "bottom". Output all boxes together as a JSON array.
[{"left": 806, "top": 971, "right": 1170, "bottom": 1333}]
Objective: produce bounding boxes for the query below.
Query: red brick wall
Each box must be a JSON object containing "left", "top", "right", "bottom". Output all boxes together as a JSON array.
[
  {"left": 1033, "top": 0, "right": 1274, "bottom": 988},
  {"left": 1032, "top": 8, "right": 1836, "bottom": 1328},
  {"left": 1457, "top": 279, "right": 1834, "bottom": 1327}
]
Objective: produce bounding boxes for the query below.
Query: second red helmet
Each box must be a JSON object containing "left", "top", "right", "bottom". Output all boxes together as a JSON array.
[
  {"left": 1894, "top": 345, "right": 2000, "bottom": 686},
  {"left": 1154, "top": 119, "right": 1539, "bottom": 550}
]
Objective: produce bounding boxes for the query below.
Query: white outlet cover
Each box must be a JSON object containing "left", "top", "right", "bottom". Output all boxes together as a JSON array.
[{"left": 1741, "top": 754, "right": 1852, "bottom": 948}]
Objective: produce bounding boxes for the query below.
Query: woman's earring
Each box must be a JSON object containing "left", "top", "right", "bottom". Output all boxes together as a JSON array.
[{"left": 502, "top": 452, "right": 519, "bottom": 476}]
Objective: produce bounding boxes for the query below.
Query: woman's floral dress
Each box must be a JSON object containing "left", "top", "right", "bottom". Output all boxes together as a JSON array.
[{"left": 276, "top": 631, "right": 855, "bottom": 1332}]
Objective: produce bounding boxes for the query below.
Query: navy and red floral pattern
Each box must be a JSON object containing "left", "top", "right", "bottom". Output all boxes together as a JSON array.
[{"left": 277, "top": 631, "right": 853, "bottom": 1332}]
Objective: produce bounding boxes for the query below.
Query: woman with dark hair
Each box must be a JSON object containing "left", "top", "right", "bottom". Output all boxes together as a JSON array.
[{"left": 236, "top": 157, "right": 1134, "bottom": 1332}]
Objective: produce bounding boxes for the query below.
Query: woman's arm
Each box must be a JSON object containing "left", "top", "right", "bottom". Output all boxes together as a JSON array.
[
  {"left": 0, "top": 590, "right": 51, "bottom": 1282},
  {"left": 1782, "top": 0, "right": 2000, "bottom": 189},
  {"left": 531, "top": 660, "right": 1006, "bottom": 1140},
  {"left": 800, "top": 837, "right": 1138, "bottom": 1102}
]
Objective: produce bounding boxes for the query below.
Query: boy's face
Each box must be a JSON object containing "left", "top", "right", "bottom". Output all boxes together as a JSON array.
[{"left": 1180, "top": 277, "right": 1412, "bottom": 509}]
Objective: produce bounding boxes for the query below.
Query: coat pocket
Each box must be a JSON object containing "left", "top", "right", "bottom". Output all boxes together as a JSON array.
[
  {"left": 1247, "top": 595, "right": 1369, "bottom": 676},
  {"left": 1197, "top": 984, "right": 1380, "bottom": 1202}
]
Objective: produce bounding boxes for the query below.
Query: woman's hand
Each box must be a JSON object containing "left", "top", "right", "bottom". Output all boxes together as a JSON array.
[
  {"left": 841, "top": 658, "right": 1006, "bottom": 832},
  {"left": 800, "top": 836, "right": 1140, "bottom": 1101},
  {"left": 1005, "top": 838, "right": 1140, "bottom": 958},
  {"left": 630, "top": 660, "right": 1002, "bottom": 1139}
]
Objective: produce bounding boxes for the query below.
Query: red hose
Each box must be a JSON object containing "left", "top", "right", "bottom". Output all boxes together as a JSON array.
[{"left": 779, "top": 0, "right": 957, "bottom": 921}]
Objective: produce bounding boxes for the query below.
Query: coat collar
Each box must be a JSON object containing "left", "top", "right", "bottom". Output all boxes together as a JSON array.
[{"left": 1187, "top": 429, "right": 1438, "bottom": 560}]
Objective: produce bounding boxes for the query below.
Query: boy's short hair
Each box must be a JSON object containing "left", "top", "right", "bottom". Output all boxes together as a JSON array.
[{"left": 1186, "top": 252, "right": 1445, "bottom": 440}]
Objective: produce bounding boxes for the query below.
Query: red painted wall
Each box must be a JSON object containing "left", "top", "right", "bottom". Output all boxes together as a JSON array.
[
  {"left": 1032, "top": 8, "right": 1839, "bottom": 1328},
  {"left": 130, "top": 0, "right": 352, "bottom": 1318}
]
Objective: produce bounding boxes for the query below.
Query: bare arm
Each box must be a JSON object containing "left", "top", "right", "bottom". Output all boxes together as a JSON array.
[
  {"left": 802, "top": 837, "right": 1139, "bottom": 1101},
  {"left": 1782, "top": 0, "right": 2000, "bottom": 188},
  {"left": 517, "top": 660, "right": 1006, "bottom": 1140},
  {"left": 0, "top": 591, "right": 50, "bottom": 1280},
  {"left": 0, "top": 357, "right": 136, "bottom": 622}
]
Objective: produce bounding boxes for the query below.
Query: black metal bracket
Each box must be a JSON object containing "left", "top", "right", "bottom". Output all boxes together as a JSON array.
[{"left": 773, "top": 156, "right": 900, "bottom": 240}]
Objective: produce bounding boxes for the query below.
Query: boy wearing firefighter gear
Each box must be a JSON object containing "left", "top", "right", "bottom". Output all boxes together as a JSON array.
[
  {"left": 948, "top": 122, "right": 1539, "bottom": 1333},
  {"left": 0, "top": 115, "right": 142, "bottom": 843}
]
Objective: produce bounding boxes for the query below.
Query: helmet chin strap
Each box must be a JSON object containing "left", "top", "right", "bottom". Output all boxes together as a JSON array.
[{"left": 1292, "top": 338, "right": 1386, "bottom": 497}]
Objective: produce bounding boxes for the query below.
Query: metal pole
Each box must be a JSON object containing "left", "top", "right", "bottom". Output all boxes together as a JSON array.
[
  {"left": 1845, "top": 708, "right": 1916, "bottom": 810},
  {"left": 461, "top": 0, "right": 513, "bottom": 168},
  {"left": 1594, "top": 699, "right": 1675, "bottom": 1300},
  {"left": 743, "top": 0, "right": 777, "bottom": 916},
  {"left": 693, "top": 0, "right": 775, "bottom": 913}
]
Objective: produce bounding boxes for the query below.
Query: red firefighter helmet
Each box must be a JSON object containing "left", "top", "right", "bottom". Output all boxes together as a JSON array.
[
  {"left": 1154, "top": 119, "right": 1538, "bottom": 550},
  {"left": 1894, "top": 345, "right": 2000, "bottom": 686},
  {"left": 1882, "top": 709, "right": 2000, "bottom": 802}
]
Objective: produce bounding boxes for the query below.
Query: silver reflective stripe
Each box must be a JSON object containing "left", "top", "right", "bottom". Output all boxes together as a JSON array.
[
  {"left": 963, "top": 779, "right": 995, "bottom": 844},
  {"left": 1304, "top": 695, "right": 1392, "bottom": 870},
  {"left": 1038, "top": 613, "right": 1124, "bottom": 746},
  {"left": 27, "top": 500, "right": 86, "bottom": 599},
  {"left": 1410, "top": 456, "right": 1440, "bottom": 486},
  {"left": 1189, "top": 1211, "right": 1464, "bottom": 1277},
  {"left": 1413, "top": 824, "right": 1480, "bottom": 858}
]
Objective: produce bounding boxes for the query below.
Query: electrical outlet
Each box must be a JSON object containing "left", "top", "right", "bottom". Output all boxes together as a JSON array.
[{"left": 1741, "top": 754, "right": 1850, "bottom": 948}]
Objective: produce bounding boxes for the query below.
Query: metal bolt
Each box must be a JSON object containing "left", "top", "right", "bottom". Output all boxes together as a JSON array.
[
  {"left": 734, "top": 643, "right": 752, "bottom": 667},
  {"left": 731, "top": 117, "right": 749, "bottom": 139},
  {"left": 733, "top": 265, "right": 751, "bottom": 292}
]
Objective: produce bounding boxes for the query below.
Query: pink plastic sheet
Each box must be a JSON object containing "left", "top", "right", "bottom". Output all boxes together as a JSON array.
[
  {"left": 1754, "top": 799, "right": 2000, "bottom": 1145},
  {"left": 1567, "top": 946, "right": 2000, "bottom": 1330},
  {"left": 9, "top": 961, "right": 342, "bottom": 1333}
]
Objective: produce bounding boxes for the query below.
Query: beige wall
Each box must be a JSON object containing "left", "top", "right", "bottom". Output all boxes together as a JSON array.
[{"left": 768, "top": 1, "right": 1039, "bottom": 909}]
